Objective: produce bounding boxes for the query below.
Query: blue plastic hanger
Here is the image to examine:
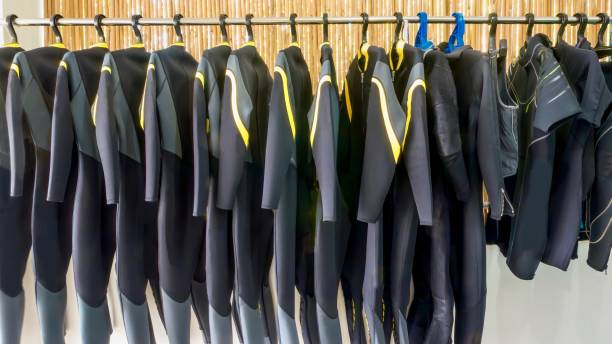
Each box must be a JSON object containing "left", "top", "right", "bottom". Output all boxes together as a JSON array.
[
  {"left": 445, "top": 12, "right": 465, "bottom": 52},
  {"left": 414, "top": 12, "right": 434, "bottom": 50}
]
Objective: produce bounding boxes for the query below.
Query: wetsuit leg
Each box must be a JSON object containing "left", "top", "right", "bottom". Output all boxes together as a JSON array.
[
  {"left": 0, "top": 148, "right": 33, "bottom": 344},
  {"left": 341, "top": 219, "right": 367, "bottom": 344},
  {"left": 192, "top": 244, "right": 211, "bottom": 343},
  {"left": 32, "top": 149, "right": 75, "bottom": 344},
  {"left": 362, "top": 218, "right": 385, "bottom": 344},
  {"left": 206, "top": 177, "right": 234, "bottom": 343},
  {"left": 406, "top": 230, "right": 432, "bottom": 344}
]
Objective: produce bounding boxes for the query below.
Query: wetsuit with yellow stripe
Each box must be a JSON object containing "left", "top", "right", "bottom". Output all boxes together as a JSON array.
[
  {"left": 94, "top": 44, "right": 163, "bottom": 343},
  {"left": 46, "top": 43, "right": 117, "bottom": 344},
  {"left": 143, "top": 43, "right": 209, "bottom": 344},
  {"left": 262, "top": 44, "right": 319, "bottom": 343},
  {"left": 192, "top": 42, "right": 234, "bottom": 344},
  {"left": 6, "top": 43, "right": 75, "bottom": 344},
  {"left": 0, "top": 43, "right": 32, "bottom": 344}
]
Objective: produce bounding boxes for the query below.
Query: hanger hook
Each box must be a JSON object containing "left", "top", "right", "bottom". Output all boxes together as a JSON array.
[
  {"left": 50, "top": 14, "right": 63, "bottom": 44},
  {"left": 245, "top": 14, "right": 254, "bottom": 42},
  {"left": 219, "top": 14, "right": 228, "bottom": 43},
  {"left": 5, "top": 14, "right": 18, "bottom": 44},
  {"left": 489, "top": 13, "right": 498, "bottom": 41},
  {"left": 556, "top": 13, "right": 568, "bottom": 43},
  {"left": 289, "top": 13, "right": 298, "bottom": 43},
  {"left": 525, "top": 12, "right": 535, "bottom": 39},
  {"left": 322, "top": 13, "right": 329, "bottom": 43},
  {"left": 361, "top": 12, "right": 369, "bottom": 44},
  {"left": 596, "top": 12, "right": 610, "bottom": 48},
  {"left": 574, "top": 13, "right": 588, "bottom": 42},
  {"left": 93, "top": 14, "right": 106, "bottom": 43},
  {"left": 394, "top": 12, "right": 403, "bottom": 42},
  {"left": 173, "top": 14, "right": 183, "bottom": 43},
  {"left": 131, "top": 14, "right": 143, "bottom": 44}
]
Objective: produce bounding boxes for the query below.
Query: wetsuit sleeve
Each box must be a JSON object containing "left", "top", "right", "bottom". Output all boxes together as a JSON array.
[
  {"left": 192, "top": 67, "right": 210, "bottom": 216},
  {"left": 401, "top": 66, "right": 433, "bottom": 226},
  {"left": 262, "top": 55, "right": 294, "bottom": 210},
  {"left": 310, "top": 69, "right": 337, "bottom": 222},
  {"left": 5, "top": 57, "right": 25, "bottom": 197},
  {"left": 217, "top": 56, "right": 251, "bottom": 210},
  {"left": 144, "top": 58, "right": 161, "bottom": 202},
  {"left": 357, "top": 62, "right": 404, "bottom": 223},
  {"left": 47, "top": 60, "right": 75, "bottom": 202},
  {"left": 95, "top": 56, "right": 121, "bottom": 204}
]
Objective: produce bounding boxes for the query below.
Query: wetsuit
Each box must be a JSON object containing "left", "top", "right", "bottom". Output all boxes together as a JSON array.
[
  {"left": 192, "top": 43, "right": 234, "bottom": 344},
  {"left": 46, "top": 43, "right": 116, "bottom": 344},
  {"left": 216, "top": 41, "right": 275, "bottom": 344},
  {"left": 143, "top": 43, "right": 209, "bottom": 343},
  {"left": 506, "top": 35, "right": 581, "bottom": 280},
  {"left": 357, "top": 40, "right": 431, "bottom": 344},
  {"left": 585, "top": 61, "right": 612, "bottom": 271},
  {"left": 542, "top": 40, "right": 612, "bottom": 270},
  {"left": 95, "top": 44, "right": 163, "bottom": 343},
  {"left": 445, "top": 45, "right": 508, "bottom": 344},
  {"left": 0, "top": 43, "right": 32, "bottom": 344},
  {"left": 6, "top": 43, "right": 75, "bottom": 344},
  {"left": 262, "top": 44, "right": 319, "bottom": 343}
]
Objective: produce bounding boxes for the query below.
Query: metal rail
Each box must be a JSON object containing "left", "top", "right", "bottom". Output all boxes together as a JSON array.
[{"left": 0, "top": 14, "right": 607, "bottom": 27}]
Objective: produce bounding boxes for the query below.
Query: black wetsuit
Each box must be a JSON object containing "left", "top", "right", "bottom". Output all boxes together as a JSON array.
[
  {"left": 357, "top": 41, "right": 432, "bottom": 344},
  {"left": 0, "top": 43, "right": 32, "bottom": 344},
  {"left": 95, "top": 44, "right": 162, "bottom": 343},
  {"left": 192, "top": 43, "right": 235, "bottom": 344},
  {"left": 262, "top": 43, "right": 319, "bottom": 343},
  {"left": 216, "top": 41, "right": 275, "bottom": 344},
  {"left": 6, "top": 43, "right": 75, "bottom": 344},
  {"left": 143, "top": 43, "right": 209, "bottom": 344},
  {"left": 46, "top": 43, "right": 116, "bottom": 344},
  {"left": 506, "top": 35, "right": 581, "bottom": 280},
  {"left": 445, "top": 45, "right": 508, "bottom": 344}
]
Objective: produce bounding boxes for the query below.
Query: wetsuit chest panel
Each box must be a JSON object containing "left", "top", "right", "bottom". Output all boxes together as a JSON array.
[
  {"left": 225, "top": 53, "right": 255, "bottom": 162},
  {"left": 152, "top": 55, "right": 182, "bottom": 158}
]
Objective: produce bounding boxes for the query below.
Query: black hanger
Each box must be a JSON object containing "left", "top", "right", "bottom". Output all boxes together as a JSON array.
[
  {"left": 245, "top": 14, "right": 254, "bottom": 42},
  {"left": 93, "top": 14, "right": 106, "bottom": 43},
  {"left": 290, "top": 13, "right": 298, "bottom": 43},
  {"left": 131, "top": 14, "right": 143, "bottom": 44},
  {"left": 393, "top": 12, "right": 403, "bottom": 44},
  {"left": 575, "top": 12, "right": 588, "bottom": 43},
  {"left": 556, "top": 13, "right": 568, "bottom": 44},
  {"left": 595, "top": 13, "right": 612, "bottom": 58},
  {"left": 488, "top": 13, "right": 498, "bottom": 54},
  {"left": 5, "top": 14, "right": 18, "bottom": 44},
  {"left": 219, "top": 14, "right": 228, "bottom": 43},
  {"left": 322, "top": 13, "right": 329, "bottom": 42},
  {"left": 360, "top": 13, "right": 369, "bottom": 44},
  {"left": 50, "top": 14, "right": 63, "bottom": 44},
  {"left": 525, "top": 12, "right": 535, "bottom": 39},
  {"left": 173, "top": 14, "right": 183, "bottom": 43}
]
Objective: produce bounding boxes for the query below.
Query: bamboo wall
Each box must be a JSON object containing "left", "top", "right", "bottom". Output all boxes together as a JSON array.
[{"left": 43, "top": 0, "right": 612, "bottom": 87}]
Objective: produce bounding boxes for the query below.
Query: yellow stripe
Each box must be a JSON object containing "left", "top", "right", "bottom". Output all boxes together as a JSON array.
[
  {"left": 289, "top": 42, "right": 300, "bottom": 48},
  {"left": 101, "top": 66, "right": 112, "bottom": 74},
  {"left": 343, "top": 78, "right": 353, "bottom": 122},
  {"left": 274, "top": 66, "right": 296, "bottom": 139},
  {"left": 309, "top": 75, "right": 332, "bottom": 145},
  {"left": 10, "top": 63, "right": 20, "bottom": 78},
  {"left": 90, "top": 42, "right": 108, "bottom": 49},
  {"left": 195, "top": 71, "right": 205, "bottom": 89},
  {"left": 91, "top": 95, "right": 98, "bottom": 126},
  {"left": 50, "top": 43, "right": 66, "bottom": 48},
  {"left": 225, "top": 70, "right": 250, "bottom": 147},
  {"left": 147, "top": 64, "right": 156, "bottom": 71},
  {"left": 320, "top": 41, "right": 330, "bottom": 48},
  {"left": 59, "top": 61, "right": 68, "bottom": 70},
  {"left": 131, "top": 43, "right": 145, "bottom": 48},
  {"left": 217, "top": 41, "right": 231, "bottom": 47},
  {"left": 241, "top": 41, "right": 256, "bottom": 47},
  {"left": 171, "top": 42, "right": 185, "bottom": 47},
  {"left": 3, "top": 43, "right": 20, "bottom": 48},
  {"left": 371, "top": 77, "right": 401, "bottom": 163},
  {"left": 389, "top": 40, "right": 405, "bottom": 71},
  {"left": 402, "top": 79, "right": 426, "bottom": 148},
  {"left": 358, "top": 43, "right": 370, "bottom": 72}
]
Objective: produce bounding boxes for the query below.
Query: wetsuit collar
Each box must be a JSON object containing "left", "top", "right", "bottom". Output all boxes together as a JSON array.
[
  {"left": 90, "top": 42, "right": 109, "bottom": 49},
  {"left": 50, "top": 42, "right": 66, "bottom": 48},
  {"left": 444, "top": 44, "right": 470, "bottom": 58},
  {"left": 519, "top": 33, "right": 551, "bottom": 66},
  {"left": 3, "top": 42, "right": 21, "bottom": 48},
  {"left": 130, "top": 43, "right": 145, "bottom": 48},
  {"left": 389, "top": 40, "right": 406, "bottom": 72},
  {"left": 358, "top": 42, "right": 370, "bottom": 73}
]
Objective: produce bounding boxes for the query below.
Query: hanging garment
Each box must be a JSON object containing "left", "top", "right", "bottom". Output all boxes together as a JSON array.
[
  {"left": 216, "top": 41, "right": 276, "bottom": 344},
  {"left": 94, "top": 44, "right": 163, "bottom": 343},
  {"left": 0, "top": 43, "right": 32, "bottom": 344},
  {"left": 445, "top": 44, "right": 508, "bottom": 344},
  {"left": 143, "top": 43, "right": 209, "bottom": 344},
  {"left": 357, "top": 40, "right": 431, "bottom": 344},
  {"left": 262, "top": 43, "right": 320, "bottom": 344},
  {"left": 310, "top": 42, "right": 349, "bottom": 344},
  {"left": 192, "top": 43, "right": 235, "bottom": 344},
  {"left": 506, "top": 34, "right": 581, "bottom": 280},
  {"left": 542, "top": 39, "right": 612, "bottom": 270},
  {"left": 46, "top": 43, "right": 116, "bottom": 344},
  {"left": 6, "top": 43, "right": 75, "bottom": 344}
]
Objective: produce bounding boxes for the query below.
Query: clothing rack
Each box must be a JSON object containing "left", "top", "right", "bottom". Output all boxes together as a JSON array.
[{"left": 1, "top": 14, "right": 607, "bottom": 27}]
